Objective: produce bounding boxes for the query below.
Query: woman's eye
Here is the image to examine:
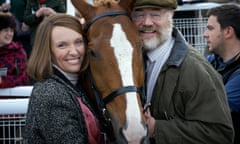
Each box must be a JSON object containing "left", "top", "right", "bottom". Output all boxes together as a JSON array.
[
  {"left": 57, "top": 43, "right": 65, "bottom": 48},
  {"left": 75, "top": 39, "right": 84, "bottom": 46}
]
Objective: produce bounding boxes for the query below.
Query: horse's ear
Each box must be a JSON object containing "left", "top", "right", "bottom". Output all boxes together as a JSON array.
[
  {"left": 119, "top": 0, "right": 136, "bottom": 13},
  {"left": 71, "top": 0, "right": 96, "bottom": 20}
]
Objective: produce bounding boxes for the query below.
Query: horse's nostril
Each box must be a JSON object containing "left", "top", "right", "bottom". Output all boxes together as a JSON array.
[
  {"left": 119, "top": 122, "right": 149, "bottom": 144},
  {"left": 119, "top": 127, "right": 129, "bottom": 144},
  {"left": 140, "top": 123, "right": 150, "bottom": 144}
]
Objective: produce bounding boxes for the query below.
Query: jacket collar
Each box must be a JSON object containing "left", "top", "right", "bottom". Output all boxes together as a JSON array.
[{"left": 165, "top": 27, "right": 188, "bottom": 67}]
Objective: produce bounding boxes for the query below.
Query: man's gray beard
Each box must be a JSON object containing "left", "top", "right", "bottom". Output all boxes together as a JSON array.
[{"left": 143, "top": 25, "right": 173, "bottom": 51}]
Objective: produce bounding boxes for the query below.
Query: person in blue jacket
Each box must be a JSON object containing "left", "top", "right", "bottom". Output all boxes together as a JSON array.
[{"left": 204, "top": 4, "right": 240, "bottom": 144}]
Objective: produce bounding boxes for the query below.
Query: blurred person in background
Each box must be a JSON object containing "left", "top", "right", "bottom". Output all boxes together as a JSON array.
[
  {"left": 10, "top": 0, "right": 31, "bottom": 58},
  {"left": 23, "top": 0, "right": 66, "bottom": 55},
  {"left": 0, "top": 0, "right": 10, "bottom": 12},
  {"left": 0, "top": 12, "right": 29, "bottom": 88},
  {"left": 204, "top": 4, "right": 240, "bottom": 144},
  {"left": 0, "top": 0, "right": 31, "bottom": 57}
]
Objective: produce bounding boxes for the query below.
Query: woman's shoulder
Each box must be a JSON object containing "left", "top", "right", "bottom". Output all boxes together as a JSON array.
[
  {"left": 32, "top": 77, "right": 79, "bottom": 99},
  {"left": 30, "top": 79, "right": 71, "bottom": 107},
  {"left": 33, "top": 78, "right": 65, "bottom": 93}
]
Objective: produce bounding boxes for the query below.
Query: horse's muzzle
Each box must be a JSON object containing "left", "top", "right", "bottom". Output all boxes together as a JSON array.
[{"left": 119, "top": 122, "right": 150, "bottom": 144}]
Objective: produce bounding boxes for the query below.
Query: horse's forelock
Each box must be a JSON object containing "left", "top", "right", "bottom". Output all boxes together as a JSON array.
[{"left": 94, "top": 0, "right": 119, "bottom": 7}]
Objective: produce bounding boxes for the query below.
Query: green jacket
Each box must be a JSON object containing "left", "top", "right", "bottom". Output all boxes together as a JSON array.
[
  {"left": 150, "top": 28, "right": 234, "bottom": 144},
  {"left": 11, "top": 0, "right": 27, "bottom": 22},
  {"left": 23, "top": 0, "right": 66, "bottom": 45},
  {"left": 0, "top": 0, "right": 27, "bottom": 21}
]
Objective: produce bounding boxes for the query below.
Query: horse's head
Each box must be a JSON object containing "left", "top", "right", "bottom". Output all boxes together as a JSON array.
[{"left": 71, "top": 0, "right": 148, "bottom": 143}]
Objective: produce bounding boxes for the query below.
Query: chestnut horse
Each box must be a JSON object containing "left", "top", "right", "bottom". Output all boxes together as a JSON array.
[{"left": 71, "top": 0, "right": 148, "bottom": 143}]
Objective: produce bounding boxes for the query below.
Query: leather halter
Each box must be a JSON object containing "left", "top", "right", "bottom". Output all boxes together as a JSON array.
[
  {"left": 83, "top": 11, "right": 129, "bottom": 34},
  {"left": 88, "top": 70, "right": 143, "bottom": 108},
  {"left": 84, "top": 11, "right": 145, "bottom": 140},
  {"left": 84, "top": 10, "right": 144, "bottom": 107}
]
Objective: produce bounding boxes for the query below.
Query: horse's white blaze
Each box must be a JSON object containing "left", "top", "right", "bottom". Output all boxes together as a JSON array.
[{"left": 110, "top": 24, "right": 147, "bottom": 141}]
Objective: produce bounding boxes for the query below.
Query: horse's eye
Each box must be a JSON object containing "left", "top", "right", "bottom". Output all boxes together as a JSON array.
[{"left": 88, "top": 48, "right": 97, "bottom": 57}]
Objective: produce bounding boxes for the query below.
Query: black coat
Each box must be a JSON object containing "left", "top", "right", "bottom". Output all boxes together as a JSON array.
[{"left": 23, "top": 69, "right": 99, "bottom": 144}]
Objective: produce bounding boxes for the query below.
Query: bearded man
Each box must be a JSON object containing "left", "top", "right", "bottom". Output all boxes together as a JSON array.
[{"left": 131, "top": 0, "right": 234, "bottom": 143}]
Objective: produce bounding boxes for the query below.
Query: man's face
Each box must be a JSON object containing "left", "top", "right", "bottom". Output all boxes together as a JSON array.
[
  {"left": 204, "top": 15, "right": 224, "bottom": 54},
  {"left": 131, "top": 7, "right": 174, "bottom": 51}
]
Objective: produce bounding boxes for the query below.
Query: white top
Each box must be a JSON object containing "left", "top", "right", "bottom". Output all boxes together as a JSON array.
[{"left": 53, "top": 64, "right": 79, "bottom": 85}]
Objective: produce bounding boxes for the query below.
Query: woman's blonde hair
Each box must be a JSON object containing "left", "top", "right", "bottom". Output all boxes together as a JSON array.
[{"left": 27, "top": 13, "right": 88, "bottom": 80}]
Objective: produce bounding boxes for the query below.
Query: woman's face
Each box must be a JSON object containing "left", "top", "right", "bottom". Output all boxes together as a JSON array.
[
  {"left": 51, "top": 26, "right": 85, "bottom": 73},
  {"left": 0, "top": 27, "right": 14, "bottom": 47}
]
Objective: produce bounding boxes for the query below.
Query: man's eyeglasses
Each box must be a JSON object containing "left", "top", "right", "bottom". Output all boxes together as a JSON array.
[{"left": 131, "top": 10, "right": 167, "bottom": 22}]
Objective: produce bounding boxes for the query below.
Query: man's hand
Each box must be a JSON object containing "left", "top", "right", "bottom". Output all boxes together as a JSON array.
[
  {"left": 21, "top": 22, "right": 29, "bottom": 32},
  {"left": 144, "top": 107, "right": 155, "bottom": 137},
  {"left": 44, "top": 7, "right": 56, "bottom": 16},
  {"left": 0, "top": 3, "right": 10, "bottom": 11},
  {"left": 36, "top": 7, "right": 56, "bottom": 17}
]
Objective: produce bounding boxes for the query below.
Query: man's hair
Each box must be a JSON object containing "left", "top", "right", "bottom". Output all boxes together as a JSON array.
[{"left": 207, "top": 4, "right": 240, "bottom": 39}]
